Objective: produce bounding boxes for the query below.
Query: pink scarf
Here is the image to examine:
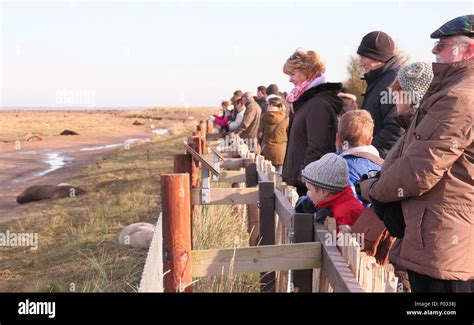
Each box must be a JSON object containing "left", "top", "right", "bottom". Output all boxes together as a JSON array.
[{"left": 286, "top": 75, "right": 326, "bottom": 103}]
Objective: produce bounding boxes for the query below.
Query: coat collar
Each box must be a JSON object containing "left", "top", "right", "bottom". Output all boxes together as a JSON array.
[
  {"left": 340, "top": 145, "right": 380, "bottom": 158},
  {"left": 362, "top": 56, "right": 400, "bottom": 84},
  {"left": 431, "top": 60, "right": 474, "bottom": 86},
  {"left": 316, "top": 186, "right": 354, "bottom": 210},
  {"left": 293, "top": 82, "right": 343, "bottom": 113}
]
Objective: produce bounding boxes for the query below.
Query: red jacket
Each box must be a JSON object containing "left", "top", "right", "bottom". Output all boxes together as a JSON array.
[{"left": 316, "top": 186, "right": 364, "bottom": 228}]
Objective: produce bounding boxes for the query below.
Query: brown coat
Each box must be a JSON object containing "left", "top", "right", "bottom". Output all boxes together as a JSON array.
[
  {"left": 258, "top": 109, "right": 288, "bottom": 166},
  {"left": 234, "top": 100, "right": 261, "bottom": 140},
  {"left": 367, "top": 60, "right": 474, "bottom": 281}
]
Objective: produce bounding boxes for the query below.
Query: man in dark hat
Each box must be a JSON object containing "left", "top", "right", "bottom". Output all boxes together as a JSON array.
[
  {"left": 357, "top": 31, "right": 403, "bottom": 158},
  {"left": 360, "top": 15, "right": 473, "bottom": 293}
]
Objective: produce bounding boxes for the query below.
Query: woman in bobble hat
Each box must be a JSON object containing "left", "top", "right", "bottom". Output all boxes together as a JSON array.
[{"left": 390, "top": 62, "right": 434, "bottom": 129}]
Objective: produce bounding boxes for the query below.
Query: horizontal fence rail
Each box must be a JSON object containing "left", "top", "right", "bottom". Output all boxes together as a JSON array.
[{"left": 139, "top": 122, "right": 399, "bottom": 293}]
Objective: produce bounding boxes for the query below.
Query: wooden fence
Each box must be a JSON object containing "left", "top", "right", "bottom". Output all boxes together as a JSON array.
[{"left": 139, "top": 123, "right": 400, "bottom": 293}]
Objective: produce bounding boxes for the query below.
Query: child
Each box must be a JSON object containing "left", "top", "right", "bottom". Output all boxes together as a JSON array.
[
  {"left": 336, "top": 110, "right": 383, "bottom": 206},
  {"left": 337, "top": 88, "right": 358, "bottom": 115},
  {"left": 301, "top": 153, "right": 364, "bottom": 231}
]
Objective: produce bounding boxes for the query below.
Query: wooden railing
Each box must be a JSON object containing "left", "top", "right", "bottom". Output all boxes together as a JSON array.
[{"left": 139, "top": 123, "right": 399, "bottom": 293}]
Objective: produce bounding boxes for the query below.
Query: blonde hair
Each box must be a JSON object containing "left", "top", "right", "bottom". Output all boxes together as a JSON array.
[
  {"left": 338, "top": 110, "right": 374, "bottom": 147},
  {"left": 283, "top": 48, "right": 326, "bottom": 80},
  {"left": 221, "top": 100, "right": 231, "bottom": 108}
]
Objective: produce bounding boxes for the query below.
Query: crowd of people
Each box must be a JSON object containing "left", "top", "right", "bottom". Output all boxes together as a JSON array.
[{"left": 210, "top": 15, "right": 473, "bottom": 293}]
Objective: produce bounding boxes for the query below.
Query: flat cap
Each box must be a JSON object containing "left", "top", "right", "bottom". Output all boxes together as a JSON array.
[{"left": 430, "top": 15, "right": 474, "bottom": 39}]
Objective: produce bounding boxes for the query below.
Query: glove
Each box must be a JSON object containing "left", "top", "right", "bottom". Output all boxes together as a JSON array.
[
  {"left": 315, "top": 207, "right": 332, "bottom": 224},
  {"left": 295, "top": 195, "right": 317, "bottom": 214}
]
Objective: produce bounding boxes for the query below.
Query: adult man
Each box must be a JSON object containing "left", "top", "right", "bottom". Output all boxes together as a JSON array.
[
  {"left": 360, "top": 15, "right": 474, "bottom": 292},
  {"left": 256, "top": 85, "right": 267, "bottom": 111},
  {"left": 234, "top": 92, "right": 262, "bottom": 153},
  {"left": 357, "top": 31, "right": 403, "bottom": 158}
]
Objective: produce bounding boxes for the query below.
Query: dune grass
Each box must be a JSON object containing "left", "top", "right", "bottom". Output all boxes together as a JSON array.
[
  {"left": 192, "top": 202, "right": 260, "bottom": 293},
  {"left": 0, "top": 130, "right": 259, "bottom": 292}
]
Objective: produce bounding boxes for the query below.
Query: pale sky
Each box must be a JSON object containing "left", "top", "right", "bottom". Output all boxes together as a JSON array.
[{"left": 1, "top": 0, "right": 472, "bottom": 108}]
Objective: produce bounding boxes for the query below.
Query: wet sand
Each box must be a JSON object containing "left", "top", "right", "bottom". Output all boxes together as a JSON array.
[
  {"left": 0, "top": 130, "right": 154, "bottom": 223},
  {"left": 0, "top": 107, "right": 219, "bottom": 223}
]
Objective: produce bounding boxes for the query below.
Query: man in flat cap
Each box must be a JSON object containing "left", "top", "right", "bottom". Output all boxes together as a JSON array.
[{"left": 360, "top": 15, "right": 474, "bottom": 292}]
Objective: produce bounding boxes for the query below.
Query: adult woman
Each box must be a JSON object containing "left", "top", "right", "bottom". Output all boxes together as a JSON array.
[
  {"left": 282, "top": 48, "right": 343, "bottom": 196},
  {"left": 258, "top": 94, "right": 288, "bottom": 173},
  {"left": 389, "top": 62, "right": 434, "bottom": 130},
  {"left": 209, "top": 100, "right": 234, "bottom": 132}
]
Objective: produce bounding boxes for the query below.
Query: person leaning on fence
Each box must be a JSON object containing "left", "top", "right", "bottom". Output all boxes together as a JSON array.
[
  {"left": 359, "top": 15, "right": 474, "bottom": 293},
  {"left": 390, "top": 62, "right": 434, "bottom": 129},
  {"left": 209, "top": 100, "right": 234, "bottom": 133},
  {"left": 336, "top": 110, "right": 383, "bottom": 207},
  {"left": 255, "top": 85, "right": 267, "bottom": 112},
  {"left": 233, "top": 91, "right": 262, "bottom": 153},
  {"left": 228, "top": 97, "right": 245, "bottom": 132},
  {"left": 257, "top": 94, "right": 288, "bottom": 173},
  {"left": 301, "top": 153, "right": 364, "bottom": 232},
  {"left": 230, "top": 90, "right": 243, "bottom": 122},
  {"left": 357, "top": 31, "right": 403, "bottom": 158},
  {"left": 281, "top": 48, "right": 343, "bottom": 196}
]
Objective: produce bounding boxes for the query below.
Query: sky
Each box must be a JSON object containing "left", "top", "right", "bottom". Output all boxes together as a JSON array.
[{"left": 1, "top": 0, "right": 473, "bottom": 108}]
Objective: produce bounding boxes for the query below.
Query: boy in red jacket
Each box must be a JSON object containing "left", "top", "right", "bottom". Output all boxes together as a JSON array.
[{"left": 301, "top": 153, "right": 364, "bottom": 232}]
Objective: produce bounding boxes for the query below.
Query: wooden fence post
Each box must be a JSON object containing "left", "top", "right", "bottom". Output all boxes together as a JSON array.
[
  {"left": 292, "top": 212, "right": 314, "bottom": 292},
  {"left": 258, "top": 181, "right": 276, "bottom": 292},
  {"left": 161, "top": 173, "right": 192, "bottom": 292},
  {"left": 173, "top": 154, "right": 193, "bottom": 187},
  {"left": 206, "top": 120, "right": 213, "bottom": 134},
  {"left": 244, "top": 160, "right": 259, "bottom": 247},
  {"left": 173, "top": 154, "right": 195, "bottom": 247},
  {"left": 198, "top": 121, "right": 207, "bottom": 149}
]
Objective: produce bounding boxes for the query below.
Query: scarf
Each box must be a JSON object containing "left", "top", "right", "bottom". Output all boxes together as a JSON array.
[{"left": 286, "top": 75, "right": 326, "bottom": 103}]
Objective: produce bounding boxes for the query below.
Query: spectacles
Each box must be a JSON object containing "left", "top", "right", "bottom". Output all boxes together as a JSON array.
[{"left": 433, "top": 41, "right": 469, "bottom": 52}]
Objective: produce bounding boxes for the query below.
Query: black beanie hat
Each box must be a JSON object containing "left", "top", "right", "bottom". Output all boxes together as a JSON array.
[{"left": 357, "top": 31, "right": 395, "bottom": 63}]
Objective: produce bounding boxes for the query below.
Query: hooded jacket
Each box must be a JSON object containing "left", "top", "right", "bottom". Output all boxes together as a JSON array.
[
  {"left": 258, "top": 109, "right": 288, "bottom": 166},
  {"left": 317, "top": 186, "right": 365, "bottom": 229}
]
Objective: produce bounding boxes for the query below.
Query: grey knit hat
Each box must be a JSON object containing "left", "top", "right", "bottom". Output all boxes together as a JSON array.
[
  {"left": 301, "top": 153, "right": 349, "bottom": 193},
  {"left": 398, "top": 62, "right": 434, "bottom": 106}
]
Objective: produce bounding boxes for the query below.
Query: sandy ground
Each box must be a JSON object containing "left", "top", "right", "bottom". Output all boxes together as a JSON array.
[{"left": 0, "top": 108, "right": 219, "bottom": 223}]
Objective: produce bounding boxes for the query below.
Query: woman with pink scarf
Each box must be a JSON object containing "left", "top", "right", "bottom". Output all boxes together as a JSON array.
[{"left": 281, "top": 48, "right": 344, "bottom": 196}]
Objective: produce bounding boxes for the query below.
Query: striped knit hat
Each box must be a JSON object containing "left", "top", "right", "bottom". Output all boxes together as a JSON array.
[{"left": 301, "top": 153, "right": 349, "bottom": 193}]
